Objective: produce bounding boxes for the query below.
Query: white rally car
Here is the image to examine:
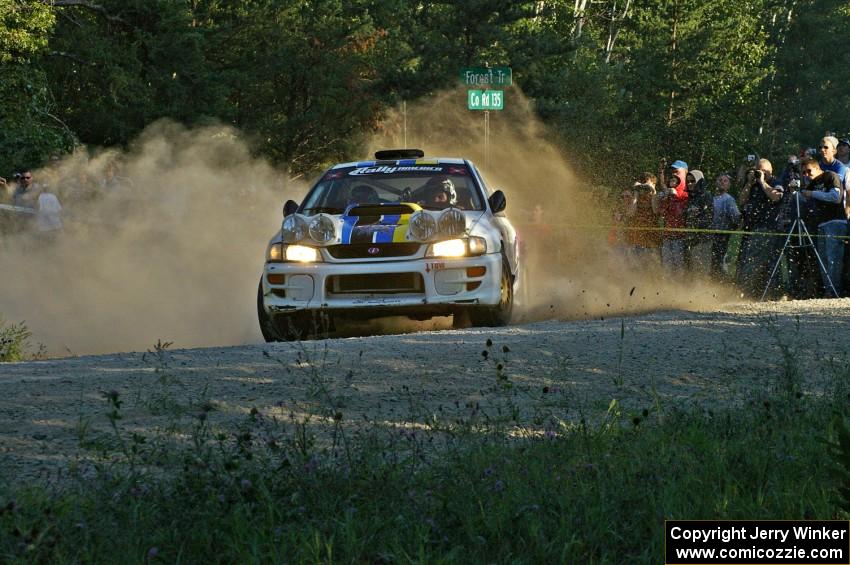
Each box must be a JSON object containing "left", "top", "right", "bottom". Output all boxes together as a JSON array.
[{"left": 257, "top": 149, "right": 520, "bottom": 341}]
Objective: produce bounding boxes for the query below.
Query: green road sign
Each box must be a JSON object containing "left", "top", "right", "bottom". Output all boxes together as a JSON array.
[
  {"left": 460, "top": 67, "right": 512, "bottom": 87},
  {"left": 467, "top": 89, "right": 504, "bottom": 111}
]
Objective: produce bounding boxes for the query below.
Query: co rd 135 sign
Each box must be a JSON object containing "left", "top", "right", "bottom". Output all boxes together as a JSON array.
[{"left": 467, "top": 89, "right": 504, "bottom": 111}]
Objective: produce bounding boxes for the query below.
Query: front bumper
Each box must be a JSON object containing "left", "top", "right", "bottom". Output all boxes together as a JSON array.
[{"left": 261, "top": 252, "right": 502, "bottom": 316}]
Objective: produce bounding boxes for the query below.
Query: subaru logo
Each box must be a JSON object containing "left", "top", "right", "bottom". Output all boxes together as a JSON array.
[{"left": 367, "top": 247, "right": 380, "bottom": 255}]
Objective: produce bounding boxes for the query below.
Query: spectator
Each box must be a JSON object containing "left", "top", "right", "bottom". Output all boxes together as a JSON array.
[
  {"left": 35, "top": 190, "right": 63, "bottom": 240},
  {"left": 821, "top": 136, "right": 848, "bottom": 179},
  {"left": 521, "top": 203, "right": 554, "bottom": 276},
  {"left": 100, "top": 162, "right": 133, "bottom": 194},
  {"left": 683, "top": 170, "right": 713, "bottom": 275},
  {"left": 736, "top": 159, "right": 784, "bottom": 298},
  {"left": 819, "top": 136, "right": 849, "bottom": 197},
  {"left": 620, "top": 172, "right": 661, "bottom": 264},
  {"left": 710, "top": 173, "right": 740, "bottom": 277},
  {"left": 799, "top": 157, "right": 845, "bottom": 297},
  {"left": 837, "top": 138, "right": 850, "bottom": 166},
  {"left": 13, "top": 169, "right": 39, "bottom": 209},
  {"left": 654, "top": 159, "right": 689, "bottom": 274}
]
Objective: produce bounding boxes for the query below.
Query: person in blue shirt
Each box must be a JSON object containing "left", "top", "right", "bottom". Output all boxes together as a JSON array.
[
  {"left": 710, "top": 173, "right": 740, "bottom": 278},
  {"left": 799, "top": 157, "right": 845, "bottom": 297},
  {"left": 818, "top": 136, "right": 847, "bottom": 185}
]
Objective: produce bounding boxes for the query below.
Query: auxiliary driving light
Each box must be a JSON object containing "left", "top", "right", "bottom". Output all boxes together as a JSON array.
[
  {"left": 308, "top": 214, "right": 336, "bottom": 244},
  {"left": 438, "top": 208, "right": 466, "bottom": 236},
  {"left": 409, "top": 211, "right": 437, "bottom": 241},
  {"left": 282, "top": 214, "right": 308, "bottom": 243}
]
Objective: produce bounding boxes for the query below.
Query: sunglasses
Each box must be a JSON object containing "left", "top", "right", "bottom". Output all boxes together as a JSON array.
[
  {"left": 22, "top": 176, "right": 32, "bottom": 180},
  {"left": 820, "top": 146, "right": 832, "bottom": 150}
]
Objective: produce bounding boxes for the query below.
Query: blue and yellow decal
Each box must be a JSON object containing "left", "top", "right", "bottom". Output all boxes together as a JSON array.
[{"left": 340, "top": 204, "right": 421, "bottom": 244}]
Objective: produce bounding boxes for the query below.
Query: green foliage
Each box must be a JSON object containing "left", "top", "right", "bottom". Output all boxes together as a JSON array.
[
  {"left": 0, "top": 316, "right": 32, "bottom": 362},
  {"left": 0, "top": 63, "right": 75, "bottom": 173},
  {"left": 0, "top": 0, "right": 54, "bottom": 63},
  {"left": 2, "top": 0, "right": 849, "bottom": 183}
]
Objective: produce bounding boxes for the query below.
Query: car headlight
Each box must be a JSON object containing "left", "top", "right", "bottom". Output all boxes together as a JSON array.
[
  {"left": 267, "top": 242, "right": 284, "bottom": 263},
  {"left": 309, "top": 214, "right": 336, "bottom": 244},
  {"left": 282, "top": 214, "right": 308, "bottom": 243},
  {"left": 438, "top": 208, "right": 466, "bottom": 236},
  {"left": 426, "top": 236, "right": 487, "bottom": 258},
  {"left": 285, "top": 245, "right": 321, "bottom": 262},
  {"left": 409, "top": 211, "right": 437, "bottom": 241}
]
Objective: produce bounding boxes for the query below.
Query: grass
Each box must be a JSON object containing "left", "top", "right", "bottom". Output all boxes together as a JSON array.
[{"left": 1, "top": 326, "right": 849, "bottom": 563}]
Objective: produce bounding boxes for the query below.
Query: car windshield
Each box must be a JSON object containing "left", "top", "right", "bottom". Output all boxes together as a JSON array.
[{"left": 300, "top": 163, "right": 484, "bottom": 213}]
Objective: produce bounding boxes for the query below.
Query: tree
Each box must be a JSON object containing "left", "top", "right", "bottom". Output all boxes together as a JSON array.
[{"left": 0, "top": 1, "right": 71, "bottom": 173}]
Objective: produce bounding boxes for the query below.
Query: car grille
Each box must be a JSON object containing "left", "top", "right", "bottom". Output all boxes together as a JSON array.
[
  {"left": 327, "top": 273, "right": 424, "bottom": 294},
  {"left": 326, "top": 243, "right": 421, "bottom": 259}
]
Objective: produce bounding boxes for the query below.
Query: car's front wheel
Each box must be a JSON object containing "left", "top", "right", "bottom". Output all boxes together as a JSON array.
[
  {"left": 467, "top": 256, "right": 514, "bottom": 327},
  {"left": 257, "top": 280, "right": 281, "bottom": 342},
  {"left": 257, "top": 281, "right": 334, "bottom": 341}
]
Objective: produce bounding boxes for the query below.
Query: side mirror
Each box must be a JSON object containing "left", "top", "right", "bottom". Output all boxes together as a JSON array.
[
  {"left": 488, "top": 190, "right": 506, "bottom": 214},
  {"left": 283, "top": 200, "right": 299, "bottom": 217}
]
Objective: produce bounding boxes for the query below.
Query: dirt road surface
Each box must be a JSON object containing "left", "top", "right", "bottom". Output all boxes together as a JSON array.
[{"left": 2, "top": 298, "right": 849, "bottom": 485}]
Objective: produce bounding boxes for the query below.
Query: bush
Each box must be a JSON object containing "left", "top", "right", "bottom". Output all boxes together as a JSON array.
[{"left": 0, "top": 317, "right": 33, "bottom": 362}]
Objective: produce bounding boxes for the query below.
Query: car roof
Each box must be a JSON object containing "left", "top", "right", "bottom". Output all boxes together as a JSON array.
[{"left": 330, "top": 157, "right": 468, "bottom": 169}]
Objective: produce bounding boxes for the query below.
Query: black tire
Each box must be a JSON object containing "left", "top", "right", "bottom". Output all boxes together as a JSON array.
[
  {"left": 257, "top": 280, "right": 281, "bottom": 342},
  {"left": 468, "top": 256, "right": 514, "bottom": 327},
  {"left": 257, "top": 281, "right": 334, "bottom": 341}
]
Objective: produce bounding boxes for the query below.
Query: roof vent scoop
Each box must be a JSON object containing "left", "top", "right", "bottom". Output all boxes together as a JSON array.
[{"left": 374, "top": 149, "right": 425, "bottom": 160}]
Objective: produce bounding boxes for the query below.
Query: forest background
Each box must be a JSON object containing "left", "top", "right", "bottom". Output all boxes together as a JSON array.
[{"left": 1, "top": 0, "right": 848, "bottom": 192}]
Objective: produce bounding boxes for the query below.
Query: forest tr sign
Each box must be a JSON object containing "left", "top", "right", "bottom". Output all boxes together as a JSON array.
[{"left": 460, "top": 67, "right": 512, "bottom": 87}]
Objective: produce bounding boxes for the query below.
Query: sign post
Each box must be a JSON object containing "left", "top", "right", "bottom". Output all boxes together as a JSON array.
[{"left": 461, "top": 66, "right": 511, "bottom": 168}]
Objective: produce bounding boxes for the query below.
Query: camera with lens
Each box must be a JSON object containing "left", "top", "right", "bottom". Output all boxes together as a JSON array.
[
  {"left": 12, "top": 172, "right": 22, "bottom": 180},
  {"left": 633, "top": 182, "right": 654, "bottom": 191}
]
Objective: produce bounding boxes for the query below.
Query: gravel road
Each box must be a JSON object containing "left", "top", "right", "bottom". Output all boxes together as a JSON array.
[{"left": 2, "top": 298, "right": 849, "bottom": 485}]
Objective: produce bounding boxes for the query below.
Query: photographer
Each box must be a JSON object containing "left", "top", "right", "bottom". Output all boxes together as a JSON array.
[
  {"left": 737, "top": 159, "right": 784, "bottom": 298},
  {"left": 798, "top": 157, "right": 845, "bottom": 297},
  {"left": 654, "top": 159, "right": 690, "bottom": 274},
  {"left": 620, "top": 172, "right": 661, "bottom": 263}
]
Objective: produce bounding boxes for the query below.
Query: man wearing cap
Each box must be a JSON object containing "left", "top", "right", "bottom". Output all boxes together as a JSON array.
[{"left": 653, "top": 159, "right": 689, "bottom": 273}]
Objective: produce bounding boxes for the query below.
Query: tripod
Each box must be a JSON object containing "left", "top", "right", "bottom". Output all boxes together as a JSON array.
[{"left": 761, "top": 191, "right": 839, "bottom": 301}]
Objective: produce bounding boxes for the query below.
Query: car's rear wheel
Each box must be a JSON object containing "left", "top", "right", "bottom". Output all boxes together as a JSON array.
[{"left": 468, "top": 256, "right": 513, "bottom": 327}]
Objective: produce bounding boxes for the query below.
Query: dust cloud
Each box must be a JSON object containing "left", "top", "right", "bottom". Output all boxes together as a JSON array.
[
  {"left": 2, "top": 90, "right": 735, "bottom": 356},
  {"left": 369, "top": 88, "right": 737, "bottom": 322},
  {"left": 1, "top": 121, "right": 294, "bottom": 355}
]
